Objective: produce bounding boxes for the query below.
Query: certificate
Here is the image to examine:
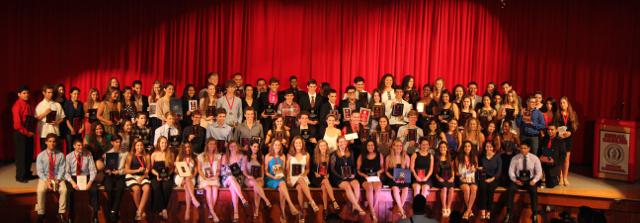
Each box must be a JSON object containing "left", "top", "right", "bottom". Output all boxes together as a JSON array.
[
  {"left": 76, "top": 175, "right": 88, "bottom": 191},
  {"left": 175, "top": 161, "right": 192, "bottom": 177}
]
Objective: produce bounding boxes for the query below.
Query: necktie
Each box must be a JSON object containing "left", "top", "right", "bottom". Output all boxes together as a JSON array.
[
  {"left": 48, "top": 152, "right": 55, "bottom": 179},
  {"left": 522, "top": 154, "right": 528, "bottom": 178},
  {"left": 311, "top": 96, "right": 315, "bottom": 107},
  {"left": 76, "top": 152, "right": 82, "bottom": 176}
]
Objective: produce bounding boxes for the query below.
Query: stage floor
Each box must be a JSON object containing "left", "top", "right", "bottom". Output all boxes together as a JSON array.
[{"left": 1, "top": 163, "right": 639, "bottom": 201}]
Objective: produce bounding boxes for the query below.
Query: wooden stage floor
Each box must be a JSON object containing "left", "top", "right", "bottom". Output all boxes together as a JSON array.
[{"left": 1, "top": 163, "right": 639, "bottom": 222}]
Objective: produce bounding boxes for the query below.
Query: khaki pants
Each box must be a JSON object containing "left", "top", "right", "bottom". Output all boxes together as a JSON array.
[{"left": 35, "top": 179, "right": 67, "bottom": 215}]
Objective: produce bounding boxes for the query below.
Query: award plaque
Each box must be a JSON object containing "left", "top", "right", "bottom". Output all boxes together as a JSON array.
[
  {"left": 393, "top": 168, "right": 411, "bottom": 184},
  {"left": 342, "top": 108, "right": 352, "bottom": 121},
  {"left": 46, "top": 110, "right": 57, "bottom": 124},
  {"left": 188, "top": 100, "right": 198, "bottom": 112},
  {"left": 216, "top": 140, "right": 226, "bottom": 152},
  {"left": 358, "top": 92, "right": 368, "bottom": 105},
  {"left": 318, "top": 162, "right": 328, "bottom": 176},
  {"left": 392, "top": 103, "right": 404, "bottom": 117},
  {"left": 265, "top": 103, "right": 276, "bottom": 115},
  {"left": 251, "top": 165, "right": 262, "bottom": 178},
  {"left": 292, "top": 164, "right": 303, "bottom": 176},
  {"left": 372, "top": 105, "right": 383, "bottom": 119},
  {"left": 230, "top": 162, "right": 242, "bottom": 177},
  {"left": 105, "top": 152, "right": 120, "bottom": 170},
  {"left": 407, "top": 128, "right": 417, "bottom": 142}
]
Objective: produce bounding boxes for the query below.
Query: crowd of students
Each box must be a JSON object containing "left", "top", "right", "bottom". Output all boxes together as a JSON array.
[{"left": 11, "top": 73, "right": 579, "bottom": 223}]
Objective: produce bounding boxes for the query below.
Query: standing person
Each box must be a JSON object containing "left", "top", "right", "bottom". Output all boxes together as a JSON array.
[
  {"left": 432, "top": 77, "right": 446, "bottom": 102},
  {"left": 255, "top": 78, "right": 268, "bottom": 99},
  {"left": 556, "top": 96, "right": 578, "bottom": 186},
  {"left": 434, "top": 141, "right": 455, "bottom": 217},
  {"left": 385, "top": 87, "right": 410, "bottom": 133},
  {"left": 84, "top": 88, "right": 101, "bottom": 139},
  {"left": 367, "top": 89, "right": 386, "bottom": 130},
  {"left": 234, "top": 107, "right": 264, "bottom": 151},
  {"left": 437, "top": 91, "right": 459, "bottom": 131},
  {"left": 504, "top": 143, "right": 543, "bottom": 223},
  {"left": 206, "top": 108, "right": 233, "bottom": 144},
  {"left": 401, "top": 75, "right": 420, "bottom": 107},
  {"left": 155, "top": 83, "right": 175, "bottom": 125},
  {"left": 199, "top": 83, "right": 219, "bottom": 128},
  {"left": 103, "top": 136, "right": 128, "bottom": 222},
  {"left": 458, "top": 96, "right": 477, "bottom": 128},
  {"left": 357, "top": 140, "right": 384, "bottom": 222},
  {"left": 243, "top": 141, "right": 272, "bottom": 218},
  {"left": 242, "top": 85, "right": 260, "bottom": 115},
  {"left": 339, "top": 86, "right": 363, "bottom": 127},
  {"left": 539, "top": 124, "right": 566, "bottom": 188},
  {"left": 63, "top": 87, "right": 85, "bottom": 153},
  {"left": 131, "top": 112, "right": 152, "bottom": 151},
  {"left": 36, "top": 85, "right": 66, "bottom": 150},
  {"left": 265, "top": 140, "right": 300, "bottom": 222},
  {"left": 259, "top": 78, "right": 283, "bottom": 131},
  {"left": 372, "top": 116, "right": 396, "bottom": 156},
  {"left": 477, "top": 141, "right": 502, "bottom": 221},
  {"left": 517, "top": 97, "right": 545, "bottom": 155},
  {"left": 378, "top": 74, "right": 396, "bottom": 104},
  {"left": 217, "top": 80, "right": 243, "bottom": 127},
  {"left": 174, "top": 143, "right": 200, "bottom": 221},
  {"left": 452, "top": 85, "right": 466, "bottom": 109},
  {"left": 118, "top": 87, "right": 137, "bottom": 123},
  {"left": 124, "top": 139, "right": 151, "bottom": 221},
  {"left": 54, "top": 84, "right": 67, "bottom": 105},
  {"left": 132, "top": 80, "right": 149, "bottom": 115},
  {"left": 541, "top": 97, "right": 557, "bottom": 129},
  {"left": 477, "top": 95, "right": 497, "bottom": 130},
  {"left": 150, "top": 136, "right": 175, "bottom": 220},
  {"left": 277, "top": 90, "right": 301, "bottom": 128},
  {"left": 197, "top": 138, "right": 222, "bottom": 222},
  {"left": 96, "top": 88, "right": 120, "bottom": 135},
  {"left": 12, "top": 85, "right": 36, "bottom": 183},
  {"left": 467, "top": 82, "right": 482, "bottom": 109},
  {"left": 35, "top": 134, "right": 68, "bottom": 223},
  {"left": 290, "top": 111, "right": 318, "bottom": 155},
  {"left": 182, "top": 111, "right": 207, "bottom": 154},
  {"left": 397, "top": 111, "right": 423, "bottom": 155},
  {"left": 499, "top": 121, "right": 520, "bottom": 187},
  {"left": 65, "top": 139, "right": 98, "bottom": 223},
  {"left": 318, "top": 89, "right": 339, "bottom": 129},
  {"left": 84, "top": 123, "right": 111, "bottom": 172},
  {"left": 180, "top": 84, "right": 199, "bottom": 128}
]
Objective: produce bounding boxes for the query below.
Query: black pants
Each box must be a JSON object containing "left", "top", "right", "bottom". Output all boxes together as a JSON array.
[
  {"left": 14, "top": 131, "right": 34, "bottom": 180},
  {"left": 67, "top": 177, "right": 99, "bottom": 218},
  {"left": 151, "top": 178, "right": 174, "bottom": 212},
  {"left": 506, "top": 182, "right": 538, "bottom": 216},
  {"left": 477, "top": 179, "right": 499, "bottom": 211},
  {"left": 543, "top": 165, "right": 559, "bottom": 188},
  {"left": 104, "top": 174, "right": 126, "bottom": 214}
]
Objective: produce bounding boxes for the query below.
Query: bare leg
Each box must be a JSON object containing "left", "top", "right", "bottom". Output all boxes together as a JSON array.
[
  {"left": 563, "top": 152, "right": 571, "bottom": 185},
  {"left": 468, "top": 185, "right": 477, "bottom": 215},
  {"left": 447, "top": 187, "right": 455, "bottom": 210},
  {"left": 372, "top": 182, "right": 382, "bottom": 210},
  {"left": 131, "top": 186, "right": 141, "bottom": 210},
  {"left": 278, "top": 182, "right": 299, "bottom": 215},
  {"left": 184, "top": 183, "right": 192, "bottom": 220},
  {"left": 339, "top": 182, "right": 364, "bottom": 212},
  {"left": 140, "top": 185, "right": 151, "bottom": 215},
  {"left": 412, "top": 184, "right": 421, "bottom": 197},
  {"left": 350, "top": 180, "right": 361, "bottom": 202},
  {"left": 296, "top": 184, "right": 304, "bottom": 213},
  {"left": 440, "top": 187, "right": 447, "bottom": 212},
  {"left": 400, "top": 187, "right": 409, "bottom": 210},
  {"left": 421, "top": 184, "right": 430, "bottom": 199},
  {"left": 391, "top": 186, "right": 405, "bottom": 216}
]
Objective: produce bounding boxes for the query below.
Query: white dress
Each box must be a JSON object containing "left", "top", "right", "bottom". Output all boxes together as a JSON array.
[
  {"left": 288, "top": 154, "right": 310, "bottom": 187},
  {"left": 197, "top": 153, "right": 221, "bottom": 188},
  {"left": 323, "top": 134, "right": 339, "bottom": 153}
]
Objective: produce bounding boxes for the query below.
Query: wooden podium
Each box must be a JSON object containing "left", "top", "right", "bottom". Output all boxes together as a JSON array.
[{"left": 593, "top": 119, "right": 639, "bottom": 182}]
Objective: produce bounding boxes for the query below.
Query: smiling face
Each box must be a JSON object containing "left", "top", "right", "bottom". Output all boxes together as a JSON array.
[
  {"left": 294, "top": 138, "right": 304, "bottom": 153},
  {"left": 366, "top": 141, "right": 376, "bottom": 153}
]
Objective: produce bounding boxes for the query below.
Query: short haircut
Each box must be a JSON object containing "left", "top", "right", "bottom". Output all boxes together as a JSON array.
[
  {"left": 191, "top": 110, "right": 202, "bottom": 116},
  {"left": 327, "top": 89, "right": 337, "bottom": 95},
  {"left": 269, "top": 77, "right": 279, "bottom": 84},
  {"left": 42, "top": 84, "right": 54, "bottom": 92},
  {"left": 345, "top": 85, "right": 356, "bottom": 92},
  {"left": 299, "top": 111, "right": 310, "bottom": 118},
  {"left": 135, "top": 112, "right": 147, "bottom": 119},
  {"left": 45, "top": 133, "right": 57, "bottom": 140},
  {"left": 133, "top": 80, "right": 142, "bottom": 86},
  {"left": 207, "top": 72, "right": 219, "bottom": 79},
  {"left": 353, "top": 76, "right": 365, "bottom": 84},
  {"left": 111, "top": 135, "right": 123, "bottom": 142},
  {"left": 468, "top": 81, "right": 478, "bottom": 87},
  {"left": 16, "top": 85, "right": 29, "bottom": 94},
  {"left": 307, "top": 79, "right": 317, "bottom": 86},
  {"left": 289, "top": 75, "right": 297, "bottom": 81},
  {"left": 501, "top": 81, "right": 512, "bottom": 87},
  {"left": 69, "top": 87, "right": 81, "bottom": 94},
  {"left": 216, "top": 108, "right": 227, "bottom": 115},
  {"left": 284, "top": 90, "right": 295, "bottom": 96},
  {"left": 225, "top": 80, "right": 236, "bottom": 88},
  {"left": 232, "top": 72, "right": 242, "bottom": 77},
  {"left": 257, "top": 78, "right": 266, "bottom": 83}
]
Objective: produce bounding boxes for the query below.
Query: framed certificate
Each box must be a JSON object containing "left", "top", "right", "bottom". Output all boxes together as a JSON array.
[
  {"left": 175, "top": 161, "right": 192, "bottom": 177},
  {"left": 359, "top": 108, "right": 371, "bottom": 124},
  {"left": 76, "top": 175, "right": 88, "bottom": 191},
  {"left": 342, "top": 108, "right": 352, "bottom": 121},
  {"left": 392, "top": 103, "right": 404, "bottom": 117},
  {"left": 366, "top": 176, "right": 381, "bottom": 182},
  {"left": 148, "top": 103, "right": 157, "bottom": 116},
  {"left": 188, "top": 100, "right": 198, "bottom": 112},
  {"left": 273, "top": 164, "right": 284, "bottom": 178}
]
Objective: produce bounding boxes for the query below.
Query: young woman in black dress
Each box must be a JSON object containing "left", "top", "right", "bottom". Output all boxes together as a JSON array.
[
  {"left": 410, "top": 138, "right": 434, "bottom": 199},
  {"left": 434, "top": 141, "right": 455, "bottom": 217},
  {"left": 557, "top": 96, "right": 578, "bottom": 186},
  {"left": 330, "top": 136, "right": 366, "bottom": 216},
  {"left": 356, "top": 140, "right": 384, "bottom": 222},
  {"left": 477, "top": 140, "right": 502, "bottom": 221},
  {"left": 309, "top": 140, "right": 340, "bottom": 217}
]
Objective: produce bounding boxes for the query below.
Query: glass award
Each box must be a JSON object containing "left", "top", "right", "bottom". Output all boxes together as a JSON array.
[{"left": 265, "top": 103, "right": 276, "bottom": 115}]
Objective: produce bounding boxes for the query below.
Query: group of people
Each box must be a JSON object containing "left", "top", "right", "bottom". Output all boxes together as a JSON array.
[{"left": 12, "top": 73, "right": 579, "bottom": 223}]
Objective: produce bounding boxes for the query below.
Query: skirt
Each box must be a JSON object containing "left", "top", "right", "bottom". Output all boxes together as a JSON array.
[
  {"left": 174, "top": 175, "right": 196, "bottom": 187},
  {"left": 125, "top": 174, "right": 151, "bottom": 187}
]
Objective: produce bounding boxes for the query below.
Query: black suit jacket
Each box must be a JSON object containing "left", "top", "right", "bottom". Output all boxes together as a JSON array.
[
  {"left": 298, "top": 92, "right": 325, "bottom": 114},
  {"left": 338, "top": 99, "right": 363, "bottom": 127},
  {"left": 318, "top": 102, "right": 339, "bottom": 128},
  {"left": 538, "top": 136, "right": 566, "bottom": 176}
]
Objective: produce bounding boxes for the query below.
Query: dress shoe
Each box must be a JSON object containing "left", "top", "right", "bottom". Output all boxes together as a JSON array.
[
  {"left": 503, "top": 214, "right": 512, "bottom": 223},
  {"left": 36, "top": 214, "right": 44, "bottom": 223},
  {"left": 58, "top": 213, "right": 67, "bottom": 222}
]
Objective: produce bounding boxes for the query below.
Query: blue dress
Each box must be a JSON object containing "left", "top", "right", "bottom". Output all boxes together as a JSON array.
[{"left": 265, "top": 156, "right": 285, "bottom": 189}]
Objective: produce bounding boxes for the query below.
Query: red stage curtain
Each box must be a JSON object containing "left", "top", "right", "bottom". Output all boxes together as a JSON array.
[{"left": 1, "top": 0, "right": 639, "bottom": 164}]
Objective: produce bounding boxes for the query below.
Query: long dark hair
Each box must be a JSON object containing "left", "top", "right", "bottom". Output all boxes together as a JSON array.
[
  {"left": 182, "top": 84, "right": 197, "bottom": 101},
  {"left": 434, "top": 141, "right": 452, "bottom": 174},
  {"left": 401, "top": 75, "right": 415, "bottom": 90},
  {"left": 541, "top": 97, "right": 557, "bottom": 113},
  {"left": 377, "top": 73, "right": 396, "bottom": 92},
  {"left": 457, "top": 140, "right": 478, "bottom": 166}
]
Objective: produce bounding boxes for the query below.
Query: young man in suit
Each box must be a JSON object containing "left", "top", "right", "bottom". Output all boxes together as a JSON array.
[{"left": 297, "top": 79, "right": 324, "bottom": 126}]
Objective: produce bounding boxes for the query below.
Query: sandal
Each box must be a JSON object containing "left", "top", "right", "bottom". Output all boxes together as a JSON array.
[
  {"left": 331, "top": 200, "right": 340, "bottom": 210},
  {"left": 281, "top": 216, "right": 287, "bottom": 223},
  {"left": 310, "top": 202, "right": 319, "bottom": 213},
  {"left": 233, "top": 212, "right": 239, "bottom": 223},
  {"left": 135, "top": 211, "right": 142, "bottom": 221}
]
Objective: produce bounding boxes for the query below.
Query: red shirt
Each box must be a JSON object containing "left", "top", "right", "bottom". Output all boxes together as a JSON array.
[{"left": 12, "top": 99, "right": 32, "bottom": 135}]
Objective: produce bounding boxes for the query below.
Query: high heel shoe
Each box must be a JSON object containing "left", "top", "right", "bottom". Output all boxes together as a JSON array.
[
  {"left": 192, "top": 198, "right": 200, "bottom": 208},
  {"left": 310, "top": 202, "right": 319, "bottom": 213},
  {"left": 266, "top": 201, "right": 273, "bottom": 209},
  {"left": 331, "top": 200, "right": 340, "bottom": 210}
]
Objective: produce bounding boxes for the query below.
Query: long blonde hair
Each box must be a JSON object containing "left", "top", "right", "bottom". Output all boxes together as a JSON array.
[
  {"left": 155, "top": 136, "right": 175, "bottom": 169},
  {"left": 387, "top": 139, "right": 406, "bottom": 166},
  {"left": 313, "top": 140, "right": 330, "bottom": 164}
]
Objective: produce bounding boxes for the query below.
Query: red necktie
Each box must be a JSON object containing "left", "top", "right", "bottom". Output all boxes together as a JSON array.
[
  {"left": 76, "top": 152, "right": 83, "bottom": 176},
  {"left": 48, "top": 152, "right": 55, "bottom": 179}
]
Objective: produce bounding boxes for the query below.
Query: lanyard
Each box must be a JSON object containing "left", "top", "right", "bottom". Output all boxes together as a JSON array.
[
  {"left": 136, "top": 155, "right": 145, "bottom": 169},
  {"left": 226, "top": 96, "right": 235, "bottom": 111}
]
